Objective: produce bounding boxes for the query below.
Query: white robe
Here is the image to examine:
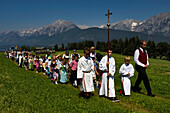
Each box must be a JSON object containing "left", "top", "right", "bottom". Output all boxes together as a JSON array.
[
  {"left": 77, "top": 56, "right": 95, "bottom": 92},
  {"left": 18, "top": 55, "right": 23, "bottom": 66},
  {"left": 99, "top": 55, "right": 116, "bottom": 97},
  {"left": 119, "top": 63, "right": 134, "bottom": 95}
]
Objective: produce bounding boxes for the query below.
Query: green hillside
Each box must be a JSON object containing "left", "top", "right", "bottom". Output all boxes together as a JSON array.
[{"left": 0, "top": 51, "right": 170, "bottom": 112}]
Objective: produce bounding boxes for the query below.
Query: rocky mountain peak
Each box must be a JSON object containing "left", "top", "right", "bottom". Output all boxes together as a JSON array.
[
  {"left": 135, "top": 12, "right": 170, "bottom": 36},
  {"left": 36, "top": 19, "right": 77, "bottom": 36},
  {"left": 17, "top": 20, "right": 78, "bottom": 37},
  {"left": 110, "top": 19, "right": 141, "bottom": 31}
]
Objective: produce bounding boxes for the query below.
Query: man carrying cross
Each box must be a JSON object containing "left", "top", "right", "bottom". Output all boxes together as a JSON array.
[
  {"left": 99, "top": 49, "right": 119, "bottom": 102},
  {"left": 99, "top": 10, "right": 119, "bottom": 102}
]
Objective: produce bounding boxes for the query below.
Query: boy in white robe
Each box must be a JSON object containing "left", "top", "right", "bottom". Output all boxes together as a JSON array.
[
  {"left": 18, "top": 51, "right": 23, "bottom": 67},
  {"left": 99, "top": 50, "right": 119, "bottom": 102},
  {"left": 119, "top": 56, "right": 134, "bottom": 96},
  {"left": 77, "top": 47, "right": 95, "bottom": 99}
]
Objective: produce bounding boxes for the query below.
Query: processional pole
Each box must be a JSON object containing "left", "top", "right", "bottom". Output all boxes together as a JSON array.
[{"left": 105, "top": 10, "right": 112, "bottom": 97}]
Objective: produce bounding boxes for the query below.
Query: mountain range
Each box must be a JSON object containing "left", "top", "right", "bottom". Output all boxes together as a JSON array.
[
  {"left": 79, "top": 11, "right": 170, "bottom": 37},
  {"left": 0, "top": 11, "right": 170, "bottom": 51}
]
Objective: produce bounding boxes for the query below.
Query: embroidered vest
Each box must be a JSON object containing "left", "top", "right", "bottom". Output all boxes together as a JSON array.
[{"left": 138, "top": 49, "right": 147, "bottom": 65}]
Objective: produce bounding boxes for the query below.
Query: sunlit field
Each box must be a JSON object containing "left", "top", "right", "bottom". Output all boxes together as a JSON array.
[{"left": 0, "top": 51, "right": 169, "bottom": 112}]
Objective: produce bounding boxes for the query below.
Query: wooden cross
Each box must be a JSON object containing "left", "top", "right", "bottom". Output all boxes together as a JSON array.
[
  {"left": 105, "top": 10, "right": 112, "bottom": 27},
  {"left": 105, "top": 10, "right": 112, "bottom": 97}
]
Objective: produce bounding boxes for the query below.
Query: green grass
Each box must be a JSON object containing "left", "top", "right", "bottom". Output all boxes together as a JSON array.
[{"left": 0, "top": 51, "right": 170, "bottom": 112}]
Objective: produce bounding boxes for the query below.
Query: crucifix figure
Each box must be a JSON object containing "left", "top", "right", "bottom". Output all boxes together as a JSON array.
[
  {"left": 105, "top": 10, "right": 112, "bottom": 97},
  {"left": 105, "top": 10, "right": 112, "bottom": 27}
]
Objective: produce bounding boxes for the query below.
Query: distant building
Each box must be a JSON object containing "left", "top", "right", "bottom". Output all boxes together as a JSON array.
[
  {"left": 35, "top": 47, "right": 55, "bottom": 54},
  {"left": 35, "top": 47, "right": 46, "bottom": 52}
]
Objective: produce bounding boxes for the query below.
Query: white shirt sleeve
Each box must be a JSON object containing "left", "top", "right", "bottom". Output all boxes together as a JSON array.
[
  {"left": 90, "top": 59, "right": 96, "bottom": 78},
  {"left": 62, "top": 54, "right": 65, "bottom": 59},
  {"left": 110, "top": 58, "right": 116, "bottom": 76},
  {"left": 129, "top": 64, "right": 135, "bottom": 77},
  {"left": 134, "top": 49, "right": 145, "bottom": 67},
  {"left": 70, "top": 54, "right": 72, "bottom": 59},
  {"left": 99, "top": 56, "right": 115, "bottom": 76},
  {"left": 48, "top": 61, "right": 51, "bottom": 67},
  {"left": 99, "top": 57, "right": 107, "bottom": 71},
  {"left": 119, "top": 64, "right": 128, "bottom": 76},
  {"left": 146, "top": 50, "right": 149, "bottom": 66},
  {"left": 23, "top": 57, "right": 25, "bottom": 61},
  {"left": 77, "top": 59, "right": 83, "bottom": 79}
]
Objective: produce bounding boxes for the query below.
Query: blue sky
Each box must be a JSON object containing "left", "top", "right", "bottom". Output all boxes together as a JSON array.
[{"left": 0, "top": 0, "right": 170, "bottom": 32}]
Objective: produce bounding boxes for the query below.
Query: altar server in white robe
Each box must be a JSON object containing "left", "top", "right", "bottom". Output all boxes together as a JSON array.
[
  {"left": 99, "top": 50, "right": 119, "bottom": 102},
  {"left": 77, "top": 47, "right": 95, "bottom": 98},
  {"left": 119, "top": 56, "right": 134, "bottom": 96}
]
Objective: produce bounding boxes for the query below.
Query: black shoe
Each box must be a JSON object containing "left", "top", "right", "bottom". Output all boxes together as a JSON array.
[{"left": 147, "top": 94, "right": 155, "bottom": 97}]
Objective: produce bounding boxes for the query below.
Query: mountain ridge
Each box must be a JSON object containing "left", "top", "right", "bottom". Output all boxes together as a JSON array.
[{"left": 0, "top": 12, "right": 170, "bottom": 51}]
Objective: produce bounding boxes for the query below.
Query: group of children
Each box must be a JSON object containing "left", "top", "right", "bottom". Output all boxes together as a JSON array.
[
  {"left": 5, "top": 50, "right": 69, "bottom": 84},
  {"left": 5, "top": 47, "right": 135, "bottom": 102}
]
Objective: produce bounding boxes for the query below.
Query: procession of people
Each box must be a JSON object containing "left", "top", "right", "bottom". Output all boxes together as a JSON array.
[{"left": 5, "top": 40, "right": 155, "bottom": 102}]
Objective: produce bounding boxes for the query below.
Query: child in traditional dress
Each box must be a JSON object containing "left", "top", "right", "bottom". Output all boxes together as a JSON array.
[
  {"left": 59, "top": 59, "right": 67, "bottom": 83},
  {"left": 56, "top": 55, "right": 62, "bottom": 80},
  {"left": 4, "top": 51, "right": 7, "bottom": 58},
  {"left": 90, "top": 47, "right": 96, "bottom": 58},
  {"left": 45, "top": 56, "right": 51, "bottom": 78},
  {"left": 70, "top": 49, "right": 80, "bottom": 63},
  {"left": 63, "top": 51, "right": 70, "bottom": 62},
  {"left": 70, "top": 54, "right": 79, "bottom": 87},
  {"left": 11, "top": 52, "right": 15, "bottom": 62},
  {"left": 39, "top": 56, "right": 43, "bottom": 73},
  {"left": 49, "top": 55, "right": 58, "bottom": 84},
  {"left": 41, "top": 56, "right": 46, "bottom": 75},
  {"left": 119, "top": 56, "right": 134, "bottom": 96},
  {"left": 18, "top": 51, "right": 23, "bottom": 67},
  {"left": 62, "top": 51, "right": 70, "bottom": 70},
  {"left": 23, "top": 54, "right": 29, "bottom": 70},
  {"left": 95, "top": 53, "right": 103, "bottom": 88},
  {"left": 28, "top": 56, "right": 34, "bottom": 71},
  {"left": 14, "top": 51, "right": 17, "bottom": 61},
  {"left": 92, "top": 57, "right": 100, "bottom": 89},
  {"left": 35, "top": 57, "right": 40, "bottom": 73},
  {"left": 69, "top": 54, "right": 75, "bottom": 65}
]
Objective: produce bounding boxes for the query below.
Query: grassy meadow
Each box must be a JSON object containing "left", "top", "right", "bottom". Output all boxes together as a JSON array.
[{"left": 0, "top": 50, "right": 170, "bottom": 112}]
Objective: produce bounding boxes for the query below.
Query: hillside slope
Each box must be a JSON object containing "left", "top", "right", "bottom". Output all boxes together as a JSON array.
[{"left": 0, "top": 51, "right": 169, "bottom": 112}]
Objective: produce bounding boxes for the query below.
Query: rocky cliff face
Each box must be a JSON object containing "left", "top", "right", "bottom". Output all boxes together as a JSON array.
[
  {"left": 19, "top": 20, "right": 79, "bottom": 37},
  {"left": 135, "top": 12, "right": 170, "bottom": 36}
]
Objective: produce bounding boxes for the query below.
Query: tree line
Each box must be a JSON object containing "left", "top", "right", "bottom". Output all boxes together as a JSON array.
[
  {"left": 21, "top": 36, "right": 170, "bottom": 61},
  {"left": 66, "top": 36, "right": 170, "bottom": 61}
]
